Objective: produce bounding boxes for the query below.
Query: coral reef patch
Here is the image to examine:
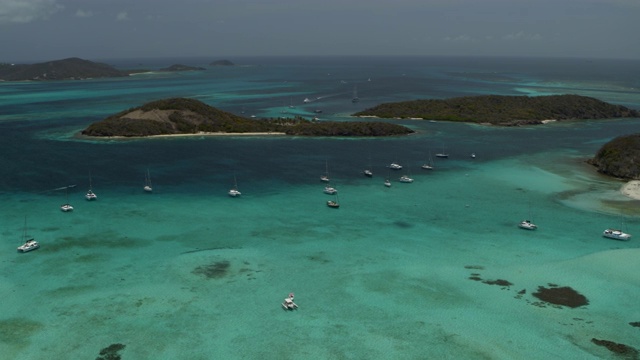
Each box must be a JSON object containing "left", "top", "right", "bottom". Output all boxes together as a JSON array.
[
  {"left": 591, "top": 338, "right": 639, "bottom": 359},
  {"left": 96, "top": 343, "right": 126, "bottom": 360},
  {"left": 192, "top": 260, "right": 230, "bottom": 279},
  {"left": 532, "top": 285, "right": 589, "bottom": 308}
]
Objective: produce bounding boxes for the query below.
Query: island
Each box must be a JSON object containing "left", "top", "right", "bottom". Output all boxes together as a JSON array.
[
  {"left": 81, "top": 98, "right": 414, "bottom": 137},
  {"left": 588, "top": 133, "right": 640, "bottom": 180},
  {"left": 158, "top": 64, "right": 206, "bottom": 72},
  {"left": 209, "top": 60, "right": 234, "bottom": 66},
  {"left": 353, "top": 95, "right": 639, "bottom": 126},
  {"left": 0, "top": 57, "right": 130, "bottom": 81}
]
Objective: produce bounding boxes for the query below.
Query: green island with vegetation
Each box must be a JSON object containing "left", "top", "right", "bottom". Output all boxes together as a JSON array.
[
  {"left": 353, "top": 95, "right": 639, "bottom": 126},
  {"left": 0, "top": 57, "right": 131, "bottom": 81},
  {"left": 81, "top": 98, "right": 414, "bottom": 137},
  {"left": 588, "top": 133, "right": 640, "bottom": 179},
  {"left": 158, "top": 64, "right": 206, "bottom": 72}
]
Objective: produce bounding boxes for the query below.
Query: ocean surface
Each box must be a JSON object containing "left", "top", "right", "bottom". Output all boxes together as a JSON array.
[{"left": 1, "top": 56, "right": 639, "bottom": 359}]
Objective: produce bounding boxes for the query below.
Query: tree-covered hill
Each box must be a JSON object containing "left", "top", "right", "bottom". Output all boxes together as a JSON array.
[
  {"left": 588, "top": 133, "right": 640, "bottom": 179},
  {"left": 81, "top": 98, "right": 413, "bottom": 137},
  {"left": 0, "top": 57, "right": 128, "bottom": 81},
  {"left": 354, "top": 95, "right": 639, "bottom": 125}
]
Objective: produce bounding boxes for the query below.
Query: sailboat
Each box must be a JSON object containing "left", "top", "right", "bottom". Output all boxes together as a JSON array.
[
  {"left": 435, "top": 143, "right": 449, "bottom": 158},
  {"left": 399, "top": 165, "right": 414, "bottom": 183},
  {"left": 17, "top": 216, "right": 39, "bottom": 253},
  {"left": 363, "top": 157, "right": 373, "bottom": 177},
  {"left": 518, "top": 203, "right": 537, "bottom": 230},
  {"left": 603, "top": 219, "right": 631, "bottom": 240},
  {"left": 320, "top": 160, "right": 330, "bottom": 182},
  {"left": 144, "top": 169, "right": 153, "bottom": 192},
  {"left": 327, "top": 193, "right": 340, "bottom": 208},
  {"left": 60, "top": 187, "right": 74, "bottom": 212},
  {"left": 421, "top": 151, "right": 434, "bottom": 170},
  {"left": 384, "top": 169, "right": 392, "bottom": 187},
  {"left": 85, "top": 172, "right": 97, "bottom": 200},
  {"left": 351, "top": 85, "right": 359, "bottom": 103},
  {"left": 228, "top": 174, "right": 241, "bottom": 197}
]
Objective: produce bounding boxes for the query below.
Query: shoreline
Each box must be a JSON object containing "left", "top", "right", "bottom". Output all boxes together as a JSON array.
[
  {"left": 74, "top": 131, "right": 287, "bottom": 140},
  {"left": 620, "top": 180, "right": 640, "bottom": 200}
]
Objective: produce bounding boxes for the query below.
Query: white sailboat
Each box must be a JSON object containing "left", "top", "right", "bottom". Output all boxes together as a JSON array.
[
  {"left": 363, "top": 157, "right": 373, "bottom": 177},
  {"left": 144, "top": 169, "right": 153, "bottom": 192},
  {"left": 17, "top": 216, "right": 39, "bottom": 253},
  {"left": 85, "top": 172, "right": 97, "bottom": 200},
  {"left": 228, "top": 174, "right": 241, "bottom": 197},
  {"left": 384, "top": 169, "right": 392, "bottom": 187},
  {"left": 603, "top": 220, "right": 631, "bottom": 240},
  {"left": 60, "top": 188, "right": 74, "bottom": 212},
  {"left": 518, "top": 203, "right": 537, "bottom": 230},
  {"left": 421, "top": 151, "right": 434, "bottom": 170},
  {"left": 320, "top": 160, "right": 330, "bottom": 182},
  {"left": 399, "top": 166, "right": 414, "bottom": 183},
  {"left": 435, "top": 143, "right": 449, "bottom": 158}
]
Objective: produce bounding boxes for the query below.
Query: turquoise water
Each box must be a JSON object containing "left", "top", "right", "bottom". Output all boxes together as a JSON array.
[{"left": 2, "top": 56, "right": 640, "bottom": 359}]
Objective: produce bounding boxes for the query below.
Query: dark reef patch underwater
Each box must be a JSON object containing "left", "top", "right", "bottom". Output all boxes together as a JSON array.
[{"left": 96, "top": 343, "right": 126, "bottom": 360}]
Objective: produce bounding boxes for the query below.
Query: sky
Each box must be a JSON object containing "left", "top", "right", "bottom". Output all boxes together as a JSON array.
[{"left": 1, "top": 0, "right": 639, "bottom": 62}]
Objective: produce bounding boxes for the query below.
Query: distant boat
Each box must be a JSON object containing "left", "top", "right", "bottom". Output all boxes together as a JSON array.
[
  {"left": 603, "top": 228, "right": 631, "bottom": 241},
  {"left": 435, "top": 144, "right": 449, "bottom": 158},
  {"left": 389, "top": 163, "right": 402, "bottom": 170},
  {"left": 363, "top": 157, "right": 373, "bottom": 177},
  {"left": 60, "top": 188, "right": 73, "bottom": 212},
  {"left": 399, "top": 175, "right": 414, "bottom": 183},
  {"left": 228, "top": 174, "right": 241, "bottom": 197},
  {"left": 323, "top": 185, "right": 337, "bottom": 195},
  {"left": 351, "top": 85, "right": 359, "bottom": 103},
  {"left": 518, "top": 220, "right": 537, "bottom": 230},
  {"left": 518, "top": 204, "right": 537, "bottom": 230},
  {"left": 327, "top": 193, "right": 340, "bottom": 208},
  {"left": 384, "top": 169, "right": 392, "bottom": 187},
  {"left": 303, "top": 98, "right": 311, "bottom": 103},
  {"left": 144, "top": 169, "right": 153, "bottom": 192},
  {"left": 421, "top": 151, "right": 434, "bottom": 170},
  {"left": 320, "top": 160, "right": 330, "bottom": 182},
  {"left": 471, "top": 153, "right": 476, "bottom": 159},
  {"left": 17, "top": 216, "right": 39, "bottom": 253},
  {"left": 85, "top": 172, "right": 97, "bottom": 201}
]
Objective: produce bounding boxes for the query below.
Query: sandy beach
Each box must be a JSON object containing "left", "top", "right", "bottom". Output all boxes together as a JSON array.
[
  {"left": 620, "top": 180, "right": 640, "bottom": 200},
  {"left": 75, "top": 131, "right": 286, "bottom": 140}
]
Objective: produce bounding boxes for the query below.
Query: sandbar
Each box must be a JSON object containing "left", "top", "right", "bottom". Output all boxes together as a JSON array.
[
  {"left": 620, "top": 180, "right": 640, "bottom": 200},
  {"left": 75, "top": 131, "right": 286, "bottom": 140}
]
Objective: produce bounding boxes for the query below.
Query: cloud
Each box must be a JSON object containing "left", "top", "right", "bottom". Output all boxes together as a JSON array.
[
  {"left": 0, "top": 0, "right": 63, "bottom": 24},
  {"left": 502, "top": 31, "right": 542, "bottom": 41},
  {"left": 75, "top": 9, "right": 92, "bottom": 18},
  {"left": 116, "top": 11, "right": 129, "bottom": 22}
]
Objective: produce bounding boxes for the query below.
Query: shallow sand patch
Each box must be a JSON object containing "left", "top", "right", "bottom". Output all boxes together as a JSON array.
[{"left": 620, "top": 180, "right": 640, "bottom": 200}]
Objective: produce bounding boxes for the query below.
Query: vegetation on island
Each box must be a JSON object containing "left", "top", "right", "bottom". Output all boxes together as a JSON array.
[
  {"left": 354, "top": 95, "right": 639, "bottom": 126},
  {"left": 0, "top": 57, "right": 128, "bottom": 81},
  {"left": 81, "top": 98, "right": 413, "bottom": 137},
  {"left": 158, "top": 64, "right": 206, "bottom": 72},
  {"left": 209, "top": 60, "right": 234, "bottom": 66},
  {"left": 588, "top": 133, "right": 640, "bottom": 179}
]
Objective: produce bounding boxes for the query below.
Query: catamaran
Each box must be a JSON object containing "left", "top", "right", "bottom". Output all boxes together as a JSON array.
[{"left": 17, "top": 216, "right": 39, "bottom": 253}]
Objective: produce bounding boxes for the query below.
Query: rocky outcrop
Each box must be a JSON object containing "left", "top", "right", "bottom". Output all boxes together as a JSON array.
[{"left": 588, "top": 133, "right": 640, "bottom": 179}]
